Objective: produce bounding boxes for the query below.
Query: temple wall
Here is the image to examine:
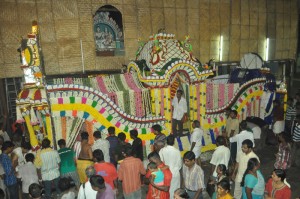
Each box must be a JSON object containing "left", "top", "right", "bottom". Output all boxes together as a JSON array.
[{"left": 0, "top": 0, "right": 298, "bottom": 78}]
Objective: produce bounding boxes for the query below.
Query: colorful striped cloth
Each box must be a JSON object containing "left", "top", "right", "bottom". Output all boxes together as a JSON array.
[
  {"left": 49, "top": 73, "right": 150, "bottom": 117},
  {"left": 206, "top": 83, "right": 239, "bottom": 110}
]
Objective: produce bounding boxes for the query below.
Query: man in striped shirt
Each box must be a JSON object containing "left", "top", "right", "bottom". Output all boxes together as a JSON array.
[
  {"left": 285, "top": 98, "right": 296, "bottom": 133},
  {"left": 118, "top": 145, "right": 146, "bottom": 199},
  {"left": 291, "top": 114, "right": 300, "bottom": 167},
  {"left": 182, "top": 151, "right": 205, "bottom": 199},
  {"left": 35, "top": 138, "right": 61, "bottom": 198}
]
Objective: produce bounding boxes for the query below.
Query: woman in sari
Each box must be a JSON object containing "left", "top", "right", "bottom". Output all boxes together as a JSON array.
[
  {"left": 241, "top": 158, "right": 265, "bottom": 199},
  {"left": 264, "top": 169, "right": 291, "bottom": 199}
]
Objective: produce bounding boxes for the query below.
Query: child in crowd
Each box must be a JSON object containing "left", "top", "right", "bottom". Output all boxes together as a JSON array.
[
  {"left": 208, "top": 164, "right": 229, "bottom": 198},
  {"left": 148, "top": 162, "right": 165, "bottom": 199},
  {"left": 274, "top": 133, "right": 291, "bottom": 170},
  {"left": 18, "top": 153, "right": 39, "bottom": 199},
  {"left": 59, "top": 177, "right": 76, "bottom": 199},
  {"left": 147, "top": 162, "right": 164, "bottom": 186}
]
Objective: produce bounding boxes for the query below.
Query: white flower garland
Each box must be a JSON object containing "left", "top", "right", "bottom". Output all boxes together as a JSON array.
[
  {"left": 54, "top": 117, "right": 62, "bottom": 141},
  {"left": 116, "top": 91, "right": 125, "bottom": 111},
  {"left": 111, "top": 76, "right": 119, "bottom": 92},
  {"left": 129, "top": 90, "right": 136, "bottom": 116},
  {"left": 67, "top": 118, "right": 84, "bottom": 147},
  {"left": 66, "top": 117, "right": 73, "bottom": 140}
]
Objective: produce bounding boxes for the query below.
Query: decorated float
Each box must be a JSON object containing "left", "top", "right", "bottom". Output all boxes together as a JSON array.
[{"left": 16, "top": 23, "right": 281, "bottom": 155}]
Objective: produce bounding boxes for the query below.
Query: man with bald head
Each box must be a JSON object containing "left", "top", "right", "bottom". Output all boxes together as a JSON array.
[
  {"left": 154, "top": 140, "right": 165, "bottom": 152},
  {"left": 77, "top": 166, "right": 97, "bottom": 199}
]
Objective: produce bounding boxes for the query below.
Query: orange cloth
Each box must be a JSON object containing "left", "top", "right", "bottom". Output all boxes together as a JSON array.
[
  {"left": 118, "top": 157, "right": 146, "bottom": 195},
  {"left": 265, "top": 178, "right": 291, "bottom": 199},
  {"left": 94, "top": 162, "right": 118, "bottom": 189},
  {"left": 146, "top": 163, "right": 172, "bottom": 199}
]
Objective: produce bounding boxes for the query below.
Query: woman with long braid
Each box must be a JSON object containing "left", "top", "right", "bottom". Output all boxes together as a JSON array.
[{"left": 241, "top": 158, "right": 265, "bottom": 199}]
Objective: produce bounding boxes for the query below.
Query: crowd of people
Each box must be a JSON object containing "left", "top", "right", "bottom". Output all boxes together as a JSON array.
[{"left": 0, "top": 90, "right": 299, "bottom": 199}]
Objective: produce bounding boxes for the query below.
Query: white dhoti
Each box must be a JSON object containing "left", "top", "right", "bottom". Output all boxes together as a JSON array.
[
  {"left": 273, "top": 120, "right": 285, "bottom": 134},
  {"left": 169, "top": 170, "right": 180, "bottom": 199},
  {"left": 192, "top": 146, "right": 201, "bottom": 159}
]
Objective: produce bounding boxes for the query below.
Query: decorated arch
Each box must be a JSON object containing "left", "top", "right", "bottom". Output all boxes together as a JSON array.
[{"left": 16, "top": 24, "right": 280, "bottom": 155}]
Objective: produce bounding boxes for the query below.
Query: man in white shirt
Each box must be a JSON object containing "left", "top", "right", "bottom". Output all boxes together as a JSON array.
[
  {"left": 232, "top": 139, "right": 259, "bottom": 199},
  {"left": 18, "top": 153, "right": 39, "bottom": 198},
  {"left": 190, "top": 120, "right": 204, "bottom": 165},
  {"left": 92, "top": 131, "right": 110, "bottom": 163},
  {"left": 210, "top": 136, "right": 230, "bottom": 178},
  {"left": 230, "top": 120, "right": 255, "bottom": 155},
  {"left": 172, "top": 89, "right": 188, "bottom": 137},
  {"left": 159, "top": 135, "right": 182, "bottom": 199},
  {"left": 77, "top": 166, "right": 98, "bottom": 199}
]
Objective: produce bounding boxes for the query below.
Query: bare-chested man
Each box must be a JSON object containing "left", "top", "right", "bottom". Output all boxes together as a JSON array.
[{"left": 77, "top": 132, "right": 93, "bottom": 183}]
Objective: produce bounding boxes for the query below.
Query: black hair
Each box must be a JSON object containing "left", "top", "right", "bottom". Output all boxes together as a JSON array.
[
  {"left": 242, "top": 139, "right": 253, "bottom": 149},
  {"left": 118, "top": 132, "right": 126, "bottom": 141},
  {"left": 273, "top": 169, "right": 286, "bottom": 182},
  {"left": 183, "top": 151, "right": 195, "bottom": 161},
  {"left": 129, "top": 129, "right": 138, "bottom": 138},
  {"left": 217, "top": 164, "right": 228, "bottom": 176},
  {"left": 58, "top": 139, "right": 66, "bottom": 147},
  {"left": 90, "top": 175, "right": 105, "bottom": 189},
  {"left": 241, "top": 158, "right": 259, "bottom": 187},
  {"left": 166, "top": 135, "right": 175, "bottom": 146},
  {"left": 107, "top": 126, "right": 115, "bottom": 135},
  {"left": 122, "top": 145, "right": 133, "bottom": 156},
  {"left": 0, "top": 136, "right": 4, "bottom": 143},
  {"left": 147, "top": 151, "right": 161, "bottom": 161},
  {"left": 174, "top": 188, "right": 190, "bottom": 198},
  {"left": 231, "top": 110, "right": 238, "bottom": 116},
  {"left": 58, "top": 177, "right": 72, "bottom": 192},
  {"left": 1, "top": 141, "right": 14, "bottom": 151},
  {"left": 29, "top": 183, "right": 42, "bottom": 198},
  {"left": 218, "top": 179, "right": 230, "bottom": 191},
  {"left": 21, "top": 141, "right": 32, "bottom": 150},
  {"left": 81, "top": 132, "right": 89, "bottom": 140},
  {"left": 42, "top": 138, "right": 51, "bottom": 149},
  {"left": 0, "top": 188, "right": 4, "bottom": 198},
  {"left": 216, "top": 136, "right": 225, "bottom": 146},
  {"left": 93, "top": 131, "right": 102, "bottom": 139},
  {"left": 25, "top": 153, "right": 35, "bottom": 163},
  {"left": 147, "top": 161, "right": 158, "bottom": 169},
  {"left": 193, "top": 120, "right": 200, "bottom": 128},
  {"left": 177, "top": 90, "right": 183, "bottom": 95},
  {"left": 152, "top": 124, "right": 162, "bottom": 132},
  {"left": 93, "top": 149, "right": 104, "bottom": 162},
  {"left": 240, "top": 120, "right": 247, "bottom": 130}
]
